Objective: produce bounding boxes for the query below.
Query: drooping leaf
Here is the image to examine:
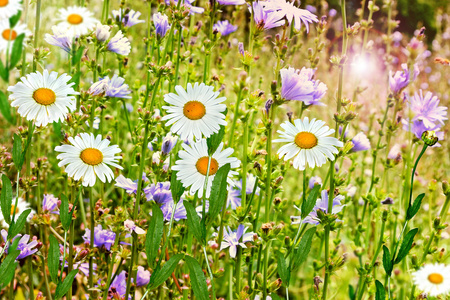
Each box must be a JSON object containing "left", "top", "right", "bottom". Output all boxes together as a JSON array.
[
  {"left": 148, "top": 253, "right": 184, "bottom": 289},
  {"left": 48, "top": 235, "right": 60, "bottom": 283},
  {"left": 9, "top": 33, "right": 25, "bottom": 69},
  {"left": 54, "top": 269, "right": 78, "bottom": 300},
  {"left": 276, "top": 251, "right": 290, "bottom": 287},
  {"left": 206, "top": 125, "right": 225, "bottom": 155},
  {"left": 185, "top": 255, "right": 209, "bottom": 300},
  {"left": 301, "top": 184, "right": 321, "bottom": 219},
  {"left": 0, "top": 174, "right": 13, "bottom": 225},
  {"left": 207, "top": 163, "right": 230, "bottom": 223},
  {"left": 8, "top": 209, "right": 31, "bottom": 239},
  {"left": 184, "top": 200, "right": 205, "bottom": 245},
  {"left": 0, "top": 90, "right": 13, "bottom": 124},
  {"left": 291, "top": 227, "right": 316, "bottom": 271},
  {"left": 60, "top": 194, "right": 72, "bottom": 231},
  {"left": 170, "top": 171, "right": 185, "bottom": 202},
  {"left": 407, "top": 193, "right": 425, "bottom": 220},
  {"left": 146, "top": 203, "right": 164, "bottom": 267},
  {"left": 394, "top": 228, "right": 418, "bottom": 264},
  {"left": 12, "top": 133, "right": 23, "bottom": 170},
  {"left": 0, "top": 238, "right": 20, "bottom": 289},
  {"left": 375, "top": 280, "right": 386, "bottom": 300},
  {"left": 9, "top": 11, "right": 22, "bottom": 28},
  {"left": 382, "top": 245, "right": 393, "bottom": 276}
]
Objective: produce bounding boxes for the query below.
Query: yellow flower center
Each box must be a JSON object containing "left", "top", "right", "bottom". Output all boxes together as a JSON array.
[
  {"left": 428, "top": 273, "right": 444, "bottom": 284},
  {"left": 294, "top": 132, "right": 318, "bottom": 149},
  {"left": 10, "top": 205, "right": 19, "bottom": 216},
  {"left": 80, "top": 148, "right": 103, "bottom": 166},
  {"left": 183, "top": 101, "right": 206, "bottom": 120},
  {"left": 67, "top": 14, "right": 83, "bottom": 25},
  {"left": 0, "top": 0, "right": 8, "bottom": 7},
  {"left": 2, "top": 29, "right": 17, "bottom": 40},
  {"left": 196, "top": 157, "right": 219, "bottom": 176},
  {"left": 33, "top": 88, "right": 56, "bottom": 106}
]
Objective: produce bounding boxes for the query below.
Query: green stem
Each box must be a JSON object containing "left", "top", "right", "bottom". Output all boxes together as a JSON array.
[
  {"left": 32, "top": 0, "right": 41, "bottom": 72},
  {"left": 227, "top": 89, "right": 242, "bottom": 147},
  {"left": 235, "top": 247, "right": 242, "bottom": 294}
]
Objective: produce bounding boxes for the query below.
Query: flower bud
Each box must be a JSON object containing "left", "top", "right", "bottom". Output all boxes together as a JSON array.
[
  {"left": 421, "top": 130, "right": 438, "bottom": 146},
  {"left": 96, "top": 24, "right": 111, "bottom": 42}
]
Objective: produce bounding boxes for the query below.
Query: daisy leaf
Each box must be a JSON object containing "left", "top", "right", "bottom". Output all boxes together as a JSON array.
[
  {"left": 60, "top": 194, "right": 72, "bottom": 232},
  {"left": 7, "top": 209, "right": 31, "bottom": 240},
  {"left": 185, "top": 255, "right": 209, "bottom": 300},
  {"left": 375, "top": 280, "right": 386, "bottom": 300},
  {"left": 9, "top": 33, "right": 25, "bottom": 70},
  {"left": 146, "top": 203, "right": 164, "bottom": 268},
  {"left": 406, "top": 193, "right": 425, "bottom": 220},
  {"left": 48, "top": 235, "right": 60, "bottom": 283},
  {"left": 207, "top": 163, "right": 230, "bottom": 224},
  {"left": 0, "top": 174, "right": 13, "bottom": 225},
  {"left": 301, "top": 184, "right": 321, "bottom": 219},
  {"left": 276, "top": 251, "right": 290, "bottom": 287},
  {"left": 382, "top": 245, "right": 393, "bottom": 276},
  {"left": 9, "top": 11, "right": 22, "bottom": 28},
  {"left": 0, "top": 238, "right": 20, "bottom": 289},
  {"left": 170, "top": 171, "right": 185, "bottom": 202},
  {"left": 148, "top": 253, "right": 184, "bottom": 289},
  {"left": 184, "top": 200, "right": 205, "bottom": 245},
  {"left": 206, "top": 125, "right": 225, "bottom": 155},
  {"left": 0, "top": 91, "right": 13, "bottom": 124},
  {"left": 291, "top": 227, "right": 316, "bottom": 271},
  {"left": 54, "top": 269, "right": 79, "bottom": 300},
  {"left": 394, "top": 228, "right": 418, "bottom": 264}
]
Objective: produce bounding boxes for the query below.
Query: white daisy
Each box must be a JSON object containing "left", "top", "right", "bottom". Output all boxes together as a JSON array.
[
  {"left": 412, "top": 263, "right": 450, "bottom": 297},
  {"left": 172, "top": 139, "right": 240, "bottom": 198},
  {"left": 162, "top": 82, "right": 227, "bottom": 141},
  {"left": 7, "top": 69, "right": 79, "bottom": 127},
  {"left": 56, "top": 6, "right": 99, "bottom": 36},
  {"left": 0, "top": 0, "right": 21, "bottom": 20},
  {"left": 274, "top": 117, "right": 343, "bottom": 170},
  {"left": 0, "top": 197, "right": 35, "bottom": 228},
  {"left": 55, "top": 133, "right": 123, "bottom": 187},
  {"left": 0, "top": 19, "right": 30, "bottom": 54}
]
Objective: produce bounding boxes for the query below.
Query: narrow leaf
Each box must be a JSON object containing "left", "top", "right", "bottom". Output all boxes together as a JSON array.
[
  {"left": 394, "top": 228, "right": 418, "bottom": 264},
  {"left": 276, "top": 251, "right": 290, "bottom": 287},
  {"left": 185, "top": 255, "right": 209, "bottom": 300},
  {"left": 146, "top": 203, "right": 164, "bottom": 267},
  {"left": 71, "top": 46, "right": 85, "bottom": 65},
  {"left": 207, "top": 163, "right": 230, "bottom": 223},
  {"left": 9, "top": 11, "right": 22, "bottom": 28},
  {"left": 382, "top": 245, "right": 392, "bottom": 276},
  {"left": 9, "top": 33, "right": 25, "bottom": 69},
  {"left": 170, "top": 171, "right": 185, "bottom": 202},
  {"left": 149, "top": 253, "right": 184, "bottom": 288},
  {"left": 0, "top": 58, "right": 8, "bottom": 81},
  {"left": 8, "top": 209, "right": 31, "bottom": 239},
  {"left": 12, "top": 133, "right": 23, "bottom": 170},
  {"left": 206, "top": 125, "right": 225, "bottom": 155},
  {"left": 407, "top": 193, "right": 425, "bottom": 220},
  {"left": 375, "top": 280, "right": 386, "bottom": 300},
  {"left": 60, "top": 194, "right": 72, "bottom": 231},
  {"left": 184, "top": 200, "right": 205, "bottom": 245},
  {"left": 48, "top": 235, "right": 60, "bottom": 283},
  {"left": 0, "top": 90, "right": 13, "bottom": 124},
  {"left": 301, "top": 184, "right": 321, "bottom": 219},
  {"left": 0, "top": 239, "right": 20, "bottom": 288},
  {"left": 1, "top": 174, "right": 13, "bottom": 225},
  {"left": 348, "top": 284, "right": 356, "bottom": 300},
  {"left": 54, "top": 269, "right": 78, "bottom": 300},
  {"left": 291, "top": 227, "right": 316, "bottom": 271}
]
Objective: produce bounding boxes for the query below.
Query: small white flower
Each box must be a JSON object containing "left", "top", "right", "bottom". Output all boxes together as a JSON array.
[
  {"left": 162, "top": 82, "right": 227, "bottom": 141},
  {"left": 95, "top": 23, "right": 110, "bottom": 42},
  {"left": 55, "top": 133, "right": 123, "bottom": 187},
  {"left": 0, "top": 19, "right": 30, "bottom": 54},
  {"left": 0, "top": 0, "right": 22, "bottom": 20},
  {"left": 56, "top": 6, "right": 99, "bottom": 36},
  {"left": 412, "top": 263, "right": 450, "bottom": 297},
  {"left": 7, "top": 69, "right": 79, "bottom": 127}
]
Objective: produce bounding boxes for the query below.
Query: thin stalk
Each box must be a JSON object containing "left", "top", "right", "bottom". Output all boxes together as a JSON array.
[
  {"left": 227, "top": 89, "right": 242, "bottom": 147},
  {"left": 32, "top": 0, "right": 41, "bottom": 72},
  {"left": 89, "top": 187, "right": 95, "bottom": 289},
  {"left": 235, "top": 247, "right": 242, "bottom": 294}
]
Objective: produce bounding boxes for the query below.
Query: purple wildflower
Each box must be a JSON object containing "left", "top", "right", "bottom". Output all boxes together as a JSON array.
[
  {"left": 89, "top": 74, "right": 132, "bottom": 99},
  {"left": 109, "top": 271, "right": 127, "bottom": 298},
  {"left": 226, "top": 188, "right": 241, "bottom": 210},
  {"left": 115, "top": 175, "right": 138, "bottom": 194},
  {"left": 235, "top": 174, "right": 260, "bottom": 196},
  {"left": 351, "top": 132, "right": 371, "bottom": 152},
  {"left": 308, "top": 176, "right": 322, "bottom": 189},
  {"left": 42, "top": 194, "right": 59, "bottom": 214},
  {"left": 160, "top": 200, "right": 187, "bottom": 222},
  {"left": 402, "top": 119, "right": 444, "bottom": 146},
  {"left": 107, "top": 30, "right": 131, "bottom": 56},
  {"left": 387, "top": 144, "right": 402, "bottom": 160},
  {"left": 153, "top": 12, "right": 171, "bottom": 38},
  {"left": 95, "top": 23, "right": 110, "bottom": 42},
  {"left": 407, "top": 90, "right": 447, "bottom": 128},
  {"left": 389, "top": 63, "right": 419, "bottom": 95},
  {"left": 162, "top": 133, "right": 178, "bottom": 155},
  {"left": 264, "top": 0, "right": 318, "bottom": 32},
  {"left": 220, "top": 225, "right": 256, "bottom": 258},
  {"left": 213, "top": 20, "right": 238, "bottom": 36},
  {"left": 251, "top": 1, "right": 285, "bottom": 30},
  {"left": 144, "top": 182, "right": 172, "bottom": 204},
  {"left": 165, "top": 0, "right": 204, "bottom": 15},
  {"left": 124, "top": 220, "right": 146, "bottom": 235},
  {"left": 280, "top": 67, "right": 327, "bottom": 105},
  {"left": 1, "top": 229, "right": 38, "bottom": 260},
  {"left": 44, "top": 25, "right": 73, "bottom": 53},
  {"left": 112, "top": 9, "right": 145, "bottom": 28},
  {"left": 217, "top": 0, "right": 245, "bottom": 5},
  {"left": 302, "top": 190, "right": 344, "bottom": 225},
  {"left": 136, "top": 266, "right": 151, "bottom": 287},
  {"left": 82, "top": 225, "right": 116, "bottom": 251}
]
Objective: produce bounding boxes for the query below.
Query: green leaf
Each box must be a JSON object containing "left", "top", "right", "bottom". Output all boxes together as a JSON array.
[
  {"left": 291, "top": 227, "right": 316, "bottom": 271},
  {"left": 71, "top": 46, "right": 85, "bottom": 65},
  {"left": 0, "top": 58, "right": 8, "bottom": 81},
  {"left": 207, "top": 163, "right": 230, "bottom": 223},
  {"left": 276, "top": 251, "right": 290, "bottom": 287},
  {"left": 9, "top": 33, "right": 25, "bottom": 69},
  {"left": 382, "top": 245, "right": 392, "bottom": 276},
  {"left": 407, "top": 193, "right": 425, "bottom": 220},
  {"left": 301, "top": 184, "right": 320, "bottom": 219},
  {"left": 146, "top": 203, "right": 164, "bottom": 268},
  {"left": 54, "top": 269, "right": 78, "bottom": 300},
  {"left": 12, "top": 133, "right": 23, "bottom": 170},
  {"left": 375, "top": 280, "right": 385, "bottom": 300},
  {"left": 394, "top": 228, "right": 418, "bottom": 264},
  {"left": 270, "top": 294, "right": 283, "bottom": 300},
  {"left": 9, "top": 10, "right": 22, "bottom": 28},
  {"left": 48, "top": 235, "right": 60, "bottom": 283},
  {"left": 8, "top": 209, "right": 31, "bottom": 240},
  {"left": 184, "top": 200, "right": 205, "bottom": 245},
  {"left": 149, "top": 253, "right": 184, "bottom": 288},
  {"left": 60, "top": 194, "right": 72, "bottom": 231},
  {"left": 206, "top": 125, "right": 225, "bottom": 155},
  {"left": 68, "top": 71, "right": 81, "bottom": 88},
  {"left": 185, "top": 255, "right": 209, "bottom": 300},
  {"left": 170, "top": 171, "right": 185, "bottom": 202},
  {"left": 53, "top": 121, "right": 62, "bottom": 140},
  {"left": 348, "top": 284, "right": 356, "bottom": 300},
  {"left": 0, "top": 238, "right": 20, "bottom": 289},
  {"left": 1, "top": 174, "right": 13, "bottom": 225},
  {"left": 0, "top": 90, "right": 13, "bottom": 124}
]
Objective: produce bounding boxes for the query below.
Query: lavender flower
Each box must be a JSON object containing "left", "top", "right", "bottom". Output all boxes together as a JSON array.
[
  {"left": 264, "top": 0, "right": 319, "bottom": 32},
  {"left": 308, "top": 176, "right": 322, "bottom": 189},
  {"left": 153, "top": 12, "right": 171, "bottom": 38},
  {"left": 235, "top": 174, "right": 260, "bottom": 196},
  {"left": 407, "top": 90, "right": 447, "bottom": 128},
  {"left": 280, "top": 67, "right": 327, "bottom": 105},
  {"left": 162, "top": 133, "right": 178, "bottom": 155},
  {"left": 160, "top": 200, "right": 187, "bottom": 221},
  {"left": 109, "top": 270, "right": 127, "bottom": 298},
  {"left": 217, "top": 0, "right": 245, "bottom": 5},
  {"left": 44, "top": 25, "right": 73, "bottom": 53},
  {"left": 387, "top": 144, "right": 402, "bottom": 160},
  {"left": 350, "top": 132, "right": 371, "bottom": 152},
  {"left": 213, "top": 20, "right": 238, "bottom": 36},
  {"left": 302, "top": 190, "right": 344, "bottom": 225},
  {"left": 112, "top": 9, "right": 145, "bottom": 28},
  {"left": 124, "top": 220, "right": 146, "bottom": 235},
  {"left": 165, "top": 0, "right": 204, "bottom": 15},
  {"left": 95, "top": 23, "right": 110, "bottom": 42},
  {"left": 220, "top": 225, "right": 255, "bottom": 258},
  {"left": 136, "top": 266, "right": 151, "bottom": 287},
  {"left": 82, "top": 225, "right": 116, "bottom": 251},
  {"left": 42, "top": 194, "right": 59, "bottom": 214},
  {"left": 115, "top": 175, "right": 138, "bottom": 194},
  {"left": 89, "top": 74, "right": 132, "bottom": 99},
  {"left": 107, "top": 31, "right": 131, "bottom": 56},
  {"left": 226, "top": 188, "right": 241, "bottom": 210},
  {"left": 389, "top": 63, "right": 419, "bottom": 95},
  {"left": 251, "top": 1, "right": 285, "bottom": 31},
  {"left": 1, "top": 230, "right": 38, "bottom": 260},
  {"left": 144, "top": 182, "right": 172, "bottom": 204}
]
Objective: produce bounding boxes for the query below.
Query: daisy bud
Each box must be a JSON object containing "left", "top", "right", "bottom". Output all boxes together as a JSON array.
[
  {"left": 421, "top": 130, "right": 438, "bottom": 146},
  {"left": 269, "top": 278, "right": 282, "bottom": 292}
]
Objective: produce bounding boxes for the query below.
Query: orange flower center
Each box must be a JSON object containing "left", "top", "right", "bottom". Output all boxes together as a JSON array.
[
  {"left": 183, "top": 101, "right": 206, "bottom": 120},
  {"left": 67, "top": 14, "right": 83, "bottom": 25},
  {"left": 196, "top": 157, "right": 219, "bottom": 176},
  {"left": 2, "top": 29, "right": 17, "bottom": 40},
  {"left": 80, "top": 148, "right": 103, "bottom": 166},
  {"left": 294, "top": 132, "right": 318, "bottom": 149},
  {"left": 0, "top": 0, "right": 8, "bottom": 7},
  {"left": 33, "top": 88, "right": 56, "bottom": 106},
  {"left": 10, "top": 205, "right": 19, "bottom": 216},
  {"left": 428, "top": 273, "right": 444, "bottom": 284}
]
